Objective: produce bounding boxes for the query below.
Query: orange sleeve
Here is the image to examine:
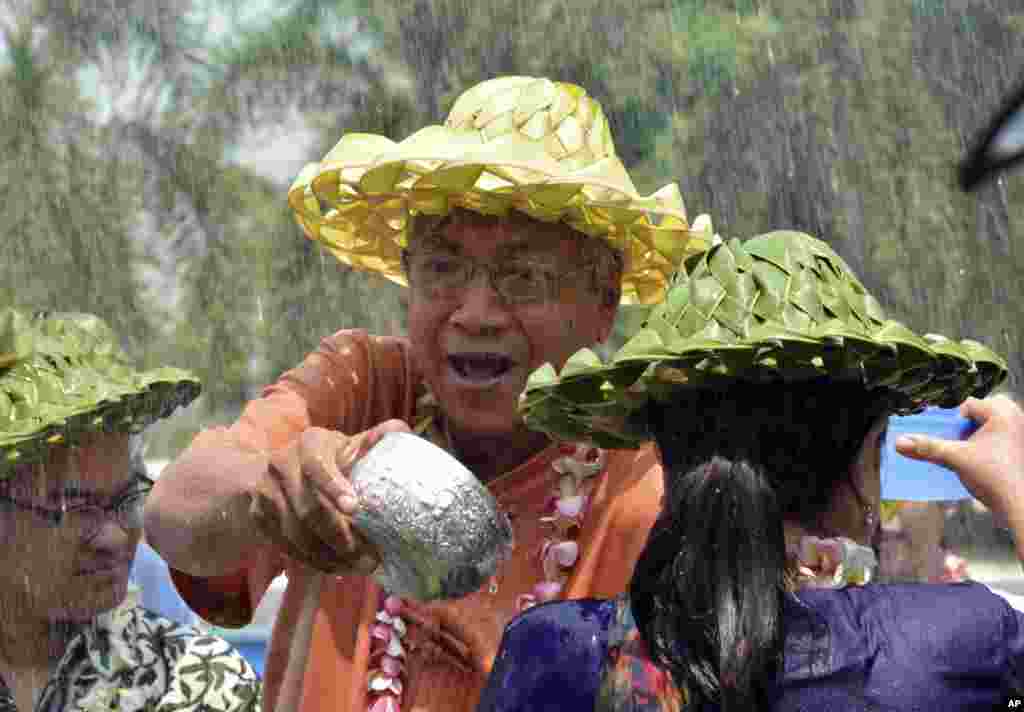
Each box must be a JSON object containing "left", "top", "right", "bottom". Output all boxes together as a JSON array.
[
  {"left": 231, "top": 329, "right": 416, "bottom": 450},
  {"left": 169, "top": 329, "right": 419, "bottom": 627}
]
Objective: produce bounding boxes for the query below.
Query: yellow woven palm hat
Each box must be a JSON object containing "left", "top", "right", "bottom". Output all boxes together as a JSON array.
[{"left": 288, "top": 76, "right": 715, "bottom": 305}]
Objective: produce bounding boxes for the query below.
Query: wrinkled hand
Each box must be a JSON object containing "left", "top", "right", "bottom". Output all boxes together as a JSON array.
[
  {"left": 894, "top": 395, "right": 1024, "bottom": 529},
  {"left": 250, "top": 419, "right": 411, "bottom": 575}
]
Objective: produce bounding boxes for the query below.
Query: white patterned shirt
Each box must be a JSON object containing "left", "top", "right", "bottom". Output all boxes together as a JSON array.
[{"left": 0, "top": 602, "right": 261, "bottom": 712}]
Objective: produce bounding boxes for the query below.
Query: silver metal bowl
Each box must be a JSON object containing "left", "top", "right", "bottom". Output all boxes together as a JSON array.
[{"left": 349, "top": 431, "right": 514, "bottom": 601}]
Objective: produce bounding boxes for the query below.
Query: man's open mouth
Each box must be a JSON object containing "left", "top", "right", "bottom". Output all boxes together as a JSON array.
[{"left": 447, "top": 354, "right": 516, "bottom": 383}]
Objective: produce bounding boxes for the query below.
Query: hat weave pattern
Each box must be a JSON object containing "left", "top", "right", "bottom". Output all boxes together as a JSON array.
[
  {"left": 289, "top": 76, "right": 714, "bottom": 305},
  {"left": 0, "top": 309, "right": 200, "bottom": 477},
  {"left": 521, "top": 231, "right": 1008, "bottom": 448}
]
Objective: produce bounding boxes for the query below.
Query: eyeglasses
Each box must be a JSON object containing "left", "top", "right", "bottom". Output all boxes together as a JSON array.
[
  {"left": 0, "top": 475, "right": 153, "bottom": 541},
  {"left": 402, "top": 248, "right": 571, "bottom": 305}
]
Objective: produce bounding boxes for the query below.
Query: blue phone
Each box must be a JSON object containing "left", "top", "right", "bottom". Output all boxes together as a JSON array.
[{"left": 880, "top": 407, "right": 978, "bottom": 501}]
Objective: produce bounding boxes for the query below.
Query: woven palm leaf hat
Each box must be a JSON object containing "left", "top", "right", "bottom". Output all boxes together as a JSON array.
[
  {"left": 288, "top": 75, "right": 716, "bottom": 305},
  {"left": 520, "top": 230, "right": 1008, "bottom": 449},
  {"left": 0, "top": 308, "right": 200, "bottom": 478}
]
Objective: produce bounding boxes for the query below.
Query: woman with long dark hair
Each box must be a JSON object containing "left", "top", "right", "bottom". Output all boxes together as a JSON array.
[{"left": 477, "top": 231, "right": 1022, "bottom": 711}]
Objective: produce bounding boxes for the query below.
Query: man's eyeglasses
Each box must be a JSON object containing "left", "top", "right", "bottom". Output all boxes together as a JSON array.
[
  {"left": 402, "top": 248, "right": 571, "bottom": 305},
  {"left": 0, "top": 474, "right": 153, "bottom": 541}
]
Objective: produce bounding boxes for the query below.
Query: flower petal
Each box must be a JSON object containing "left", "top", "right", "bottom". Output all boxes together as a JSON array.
[
  {"left": 516, "top": 594, "right": 537, "bottom": 611},
  {"left": 370, "top": 623, "right": 393, "bottom": 642},
  {"left": 386, "top": 634, "right": 405, "bottom": 658},
  {"left": 369, "top": 673, "right": 394, "bottom": 692},
  {"left": 368, "top": 695, "right": 401, "bottom": 712},
  {"left": 381, "top": 655, "right": 404, "bottom": 677},
  {"left": 391, "top": 617, "right": 407, "bottom": 638},
  {"left": 534, "top": 581, "right": 563, "bottom": 602},
  {"left": 384, "top": 595, "right": 404, "bottom": 616},
  {"left": 552, "top": 540, "right": 579, "bottom": 567},
  {"left": 556, "top": 495, "right": 585, "bottom": 518}
]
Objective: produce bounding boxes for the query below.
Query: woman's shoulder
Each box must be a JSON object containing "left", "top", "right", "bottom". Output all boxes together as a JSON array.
[
  {"left": 796, "top": 580, "right": 1017, "bottom": 633},
  {"left": 784, "top": 582, "right": 1024, "bottom": 704},
  {"left": 479, "top": 599, "right": 619, "bottom": 712},
  {"left": 877, "top": 582, "right": 1020, "bottom": 654},
  {"left": 501, "top": 597, "right": 619, "bottom": 652}
]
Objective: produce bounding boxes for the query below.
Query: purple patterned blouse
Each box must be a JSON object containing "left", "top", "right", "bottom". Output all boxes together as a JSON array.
[{"left": 477, "top": 583, "right": 1024, "bottom": 711}]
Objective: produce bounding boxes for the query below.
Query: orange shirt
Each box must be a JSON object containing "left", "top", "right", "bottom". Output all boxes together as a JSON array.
[{"left": 169, "top": 329, "right": 663, "bottom": 712}]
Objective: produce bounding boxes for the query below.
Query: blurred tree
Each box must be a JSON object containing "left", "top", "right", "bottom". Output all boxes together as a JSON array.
[
  {"left": 663, "top": 0, "right": 1024, "bottom": 390},
  {"left": 0, "top": 19, "right": 152, "bottom": 355},
  {"left": 193, "top": 0, "right": 412, "bottom": 386},
  {"left": 24, "top": 0, "right": 411, "bottom": 419}
]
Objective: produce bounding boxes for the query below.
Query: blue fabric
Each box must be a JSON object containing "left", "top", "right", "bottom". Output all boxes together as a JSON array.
[
  {"left": 129, "top": 540, "right": 198, "bottom": 626},
  {"left": 477, "top": 599, "right": 616, "bottom": 712},
  {"left": 478, "top": 583, "right": 1024, "bottom": 711},
  {"left": 231, "top": 640, "right": 268, "bottom": 678},
  {"left": 776, "top": 583, "right": 1024, "bottom": 710}
]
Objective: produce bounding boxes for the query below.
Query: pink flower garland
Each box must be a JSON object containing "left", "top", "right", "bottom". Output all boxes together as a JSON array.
[
  {"left": 366, "top": 594, "right": 407, "bottom": 712},
  {"left": 790, "top": 536, "right": 878, "bottom": 589},
  {"left": 364, "top": 442, "right": 608, "bottom": 712},
  {"left": 795, "top": 532, "right": 969, "bottom": 587},
  {"left": 517, "top": 442, "right": 607, "bottom": 611}
]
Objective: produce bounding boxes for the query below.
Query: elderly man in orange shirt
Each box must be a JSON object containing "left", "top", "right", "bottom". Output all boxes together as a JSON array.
[{"left": 144, "top": 75, "right": 716, "bottom": 712}]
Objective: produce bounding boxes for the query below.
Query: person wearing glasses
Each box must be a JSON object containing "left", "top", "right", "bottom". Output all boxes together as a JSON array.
[
  {"left": 144, "top": 75, "right": 716, "bottom": 712},
  {"left": 0, "top": 308, "right": 260, "bottom": 712}
]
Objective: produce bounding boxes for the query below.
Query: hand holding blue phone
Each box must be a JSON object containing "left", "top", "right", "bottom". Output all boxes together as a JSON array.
[{"left": 881, "top": 407, "right": 978, "bottom": 501}]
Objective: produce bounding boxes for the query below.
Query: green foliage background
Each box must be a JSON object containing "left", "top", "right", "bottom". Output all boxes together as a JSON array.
[{"left": 2, "top": 0, "right": 1022, "bottom": 456}]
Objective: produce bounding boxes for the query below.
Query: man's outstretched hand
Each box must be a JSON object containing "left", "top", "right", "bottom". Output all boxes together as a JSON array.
[{"left": 251, "top": 419, "right": 411, "bottom": 575}]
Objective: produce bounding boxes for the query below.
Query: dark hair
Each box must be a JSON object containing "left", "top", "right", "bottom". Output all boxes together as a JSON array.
[{"left": 629, "top": 379, "right": 897, "bottom": 710}]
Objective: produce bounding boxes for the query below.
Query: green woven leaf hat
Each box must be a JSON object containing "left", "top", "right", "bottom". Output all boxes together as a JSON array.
[
  {"left": 520, "top": 230, "right": 1008, "bottom": 448},
  {"left": 0, "top": 308, "right": 201, "bottom": 478}
]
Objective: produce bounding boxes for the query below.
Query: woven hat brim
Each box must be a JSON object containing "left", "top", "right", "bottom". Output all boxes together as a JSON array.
[
  {"left": 288, "top": 128, "right": 713, "bottom": 305},
  {"left": 0, "top": 361, "right": 200, "bottom": 478},
  {"left": 520, "top": 234, "right": 1009, "bottom": 448},
  {"left": 521, "top": 327, "right": 1007, "bottom": 449}
]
